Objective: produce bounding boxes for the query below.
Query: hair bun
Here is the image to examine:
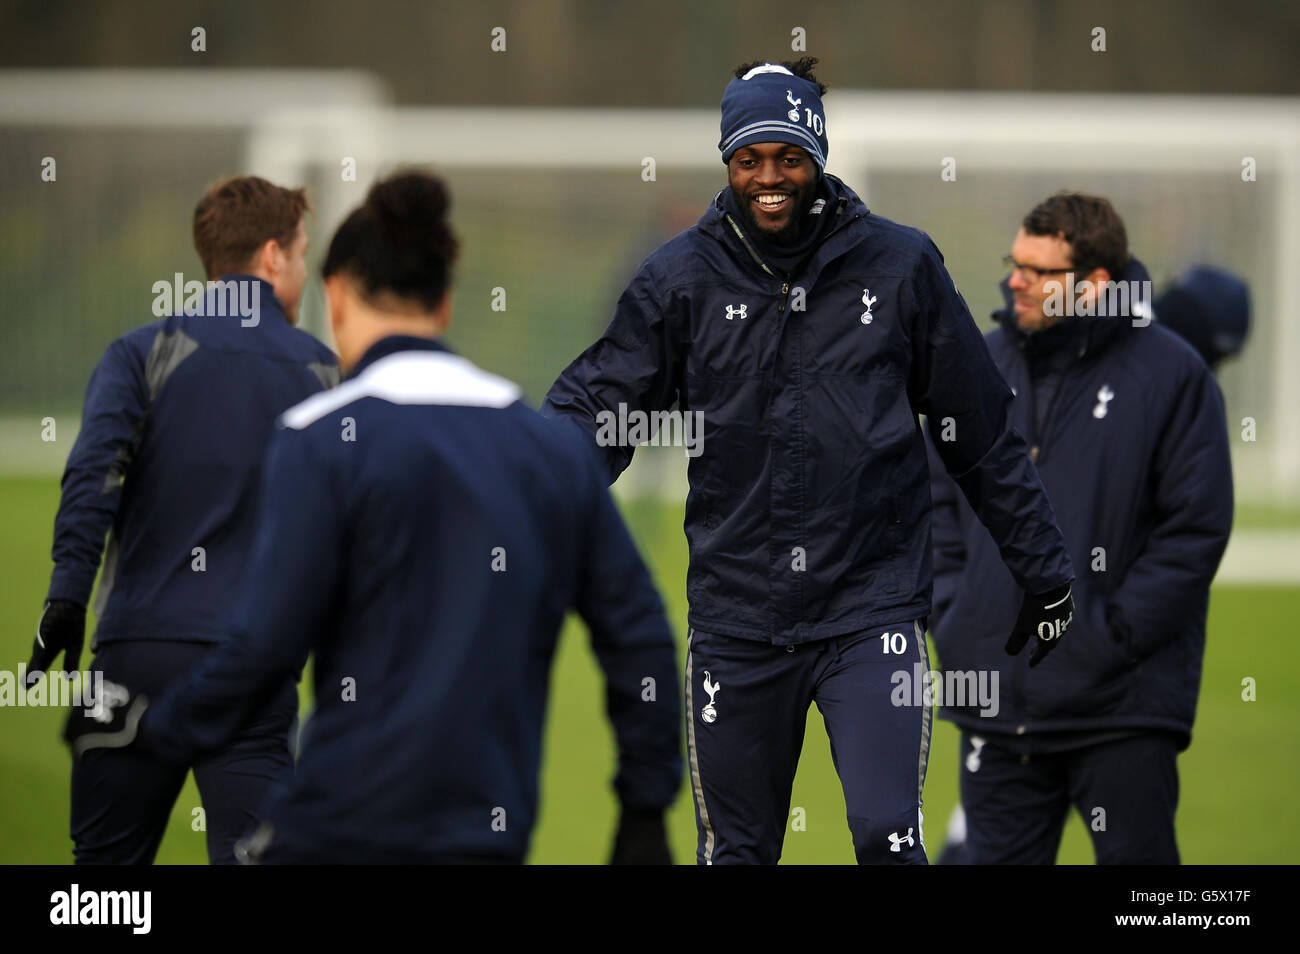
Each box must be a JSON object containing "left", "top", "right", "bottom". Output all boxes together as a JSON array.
[
  {"left": 367, "top": 173, "right": 450, "bottom": 244},
  {"left": 322, "top": 169, "right": 459, "bottom": 312}
]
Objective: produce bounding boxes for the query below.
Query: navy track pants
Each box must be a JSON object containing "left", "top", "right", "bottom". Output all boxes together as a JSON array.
[
  {"left": 959, "top": 730, "right": 1181, "bottom": 864},
  {"left": 70, "top": 639, "right": 297, "bottom": 865},
  {"left": 685, "top": 622, "right": 931, "bottom": 865}
]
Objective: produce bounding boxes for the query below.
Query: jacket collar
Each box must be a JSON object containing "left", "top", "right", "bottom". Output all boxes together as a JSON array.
[
  {"left": 350, "top": 335, "right": 453, "bottom": 379},
  {"left": 698, "top": 174, "right": 869, "bottom": 280},
  {"left": 995, "top": 256, "right": 1153, "bottom": 360},
  {"left": 213, "top": 274, "right": 288, "bottom": 324}
]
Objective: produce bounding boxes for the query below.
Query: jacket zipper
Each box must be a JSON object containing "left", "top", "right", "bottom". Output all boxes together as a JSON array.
[
  {"left": 1028, "top": 344, "right": 1088, "bottom": 467},
  {"left": 724, "top": 214, "right": 776, "bottom": 277},
  {"left": 1013, "top": 340, "right": 1087, "bottom": 730},
  {"left": 1025, "top": 357, "right": 1041, "bottom": 463},
  {"left": 723, "top": 199, "right": 850, "bottom": 636},
  {"left": 722, "top": 215, "right": 796, "bottom": 321}
]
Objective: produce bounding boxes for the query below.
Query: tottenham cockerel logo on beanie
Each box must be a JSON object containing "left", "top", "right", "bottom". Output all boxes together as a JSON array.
[{"left": 719, "top": 64, "right": 828, "bottom": 172}]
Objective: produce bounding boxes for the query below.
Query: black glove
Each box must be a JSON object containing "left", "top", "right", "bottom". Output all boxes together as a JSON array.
[
  {"left": 63, "top": 678, "right": 148, "bottom": 761},
  {"left": 609, "top": 808, "right": 672, "bottom": 865},
  {"left": 1004, "top": 583, "right": 1074, "bottom": 668},
  {"left": 26, "top": 599, "right": 86, "bottom": 686}
]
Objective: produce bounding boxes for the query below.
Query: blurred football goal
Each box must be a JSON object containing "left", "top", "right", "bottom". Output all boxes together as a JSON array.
[{"left": 2, "top": 70, "right": 1298, "bottom": 519}]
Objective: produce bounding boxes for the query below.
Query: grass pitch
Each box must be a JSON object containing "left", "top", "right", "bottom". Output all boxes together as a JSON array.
[{"left": 1, "top": 478, "right": 1294, "bottom": 864}]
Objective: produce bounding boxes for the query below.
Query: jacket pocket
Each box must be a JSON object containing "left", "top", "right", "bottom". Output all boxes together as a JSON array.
[
  {"left": 685, "top": 485, "right": 716, "bottom": 532},
  {"left": 1025, "top": 596, "right": 1135, "bottom": 719},
  {"left": 1084, "top": 595, "right": 1135, "bottom": 676}
]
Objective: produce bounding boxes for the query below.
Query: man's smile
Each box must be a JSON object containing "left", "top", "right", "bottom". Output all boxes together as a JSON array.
[{"left": 753, "top": 192, "right": 792, "bottom": 213}]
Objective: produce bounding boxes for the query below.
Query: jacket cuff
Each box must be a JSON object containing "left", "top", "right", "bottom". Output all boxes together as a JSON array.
[{"left": 47, "top": 569, "right": 93, "bottom": 608}]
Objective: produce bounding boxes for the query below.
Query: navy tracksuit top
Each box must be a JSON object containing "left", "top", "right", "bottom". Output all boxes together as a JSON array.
[
  {"left": 47, "top": 276, "right": 338, "bottom": 646},
  {"left": 144, "top": 336, "right": 682, "bottom": 860},
  {"left": 544, "top": 176, "right": 1074, "bottom": 644}
]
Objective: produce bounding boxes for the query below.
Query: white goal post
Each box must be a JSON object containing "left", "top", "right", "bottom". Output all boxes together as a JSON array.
[
  {"left": 2, "top": 71, "right": 1296, "bottom": 507},
  {"left": 245, "top": 92, "right": 1300, "bottom": 503}
]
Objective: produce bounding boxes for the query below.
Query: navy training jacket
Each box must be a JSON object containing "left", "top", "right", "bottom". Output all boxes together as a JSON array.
[
  {"left": 47, "top": 276, "right": 338, "bottom": 646},
  {"left": 143, "top": 336, "right": 683, "bottom": 862},
  {"left": 928, "top": 260, "right": 1234, "bottom": 747},
  {"left": 543, "top": 177, "right": 1073, "bottom": 644}
]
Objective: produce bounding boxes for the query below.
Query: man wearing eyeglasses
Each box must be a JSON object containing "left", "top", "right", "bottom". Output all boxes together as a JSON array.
[{"left": 927, "top": 192, "right": 1233, "bottom": 864}]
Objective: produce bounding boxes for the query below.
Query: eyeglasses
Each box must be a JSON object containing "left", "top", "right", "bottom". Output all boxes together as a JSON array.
[{"left": 1002, "top": 255, "right": 1075, "bottom": 283}]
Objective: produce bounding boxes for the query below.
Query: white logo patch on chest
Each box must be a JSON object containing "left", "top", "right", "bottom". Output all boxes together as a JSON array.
[
  {"left": 1093, "top": 384, "right": 1115, "bottom": 419},
  {"left": 860, "top": 288, "right": 877, "bottom": 325}
]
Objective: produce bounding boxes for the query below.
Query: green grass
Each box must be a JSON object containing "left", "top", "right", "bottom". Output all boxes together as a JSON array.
[
  {"left": 1233, "top": 502, "right": 1300, "bottom": 530},
  {"left": 1, "top": 476, "right": 1296, "bottom": 864}
]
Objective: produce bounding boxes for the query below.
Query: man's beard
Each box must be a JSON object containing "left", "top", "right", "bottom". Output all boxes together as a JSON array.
[{"left": 735, "top": 183, "right": 818, "bottom": 246}]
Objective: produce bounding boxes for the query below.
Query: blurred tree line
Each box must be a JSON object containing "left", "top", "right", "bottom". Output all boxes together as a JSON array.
[{"left": 2, "top": 0, "right": 1297, "bottom": 102}]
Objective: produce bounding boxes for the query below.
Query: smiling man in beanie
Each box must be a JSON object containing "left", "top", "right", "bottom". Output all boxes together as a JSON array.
[{"left": 544, "top": 58, "right": 1076, "bottom": 865}]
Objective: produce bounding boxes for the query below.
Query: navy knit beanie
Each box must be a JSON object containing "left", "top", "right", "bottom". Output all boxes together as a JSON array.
[{"left": 719, "top": 64, "right": 828, "bottom": 171}]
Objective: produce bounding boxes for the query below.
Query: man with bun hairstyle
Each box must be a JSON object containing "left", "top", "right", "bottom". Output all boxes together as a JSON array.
[
  {"left": 65, "top": 171, "right": 683, "bottom": 865},
  {"left": 27, "top": 175, "right": 338, "bottom": 864},
  {"left": 543, "top": 58, "right": 1075, "bottom": 864}
]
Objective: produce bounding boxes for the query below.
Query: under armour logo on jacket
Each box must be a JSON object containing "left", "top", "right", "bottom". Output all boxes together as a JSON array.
[
  {"left": 1093, "top": 384, "right": 1115, "bottom": 419},
  {"left": 888, "top": 828, "right": 915, "bottom": 852},
  {"left": 860, "top": 289, "right": 877, "bottom": 325},
  {"left": 725, "top": 304, "right": 747, "bottom": 321}
]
